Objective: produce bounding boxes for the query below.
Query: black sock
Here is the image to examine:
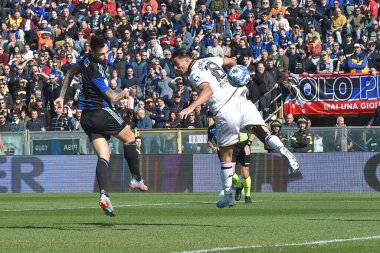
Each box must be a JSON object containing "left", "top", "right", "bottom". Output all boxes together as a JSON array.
[
  {"left": 96, "top": 158, "right": 109, "bottom": 195},
  {"left": 124, "top": 141, "right": 141, "bottom": 181}
]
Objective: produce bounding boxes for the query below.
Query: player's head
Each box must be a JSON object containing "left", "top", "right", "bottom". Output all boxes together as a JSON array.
[
  {"left": 90, "top": 35, "right": 108, "bottom": 65},
  {"left": 172, "top": 48, "right": 193, "bottom": 75}
]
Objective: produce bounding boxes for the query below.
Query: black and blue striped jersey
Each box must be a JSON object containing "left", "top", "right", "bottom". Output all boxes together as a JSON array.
[{"left": 77, "top": 54, "right": 112, "bottom": 111}]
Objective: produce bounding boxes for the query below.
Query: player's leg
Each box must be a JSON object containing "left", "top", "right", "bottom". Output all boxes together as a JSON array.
[
  {"left": 231, "top": 145, "right": 243, "bottom": 191},
  {"left": 114, "top": 125, "right": 148, "bottom": 191},
  {"left": 216, "top": 146, "right": 236, "bottom": 208},
  {"left": 247, "top": 124, "right": 299, "bottom": 172},
  {"left": 240, "top": 165, "right": 252, "bottom": 204},
  {"left": 240, "top": 98, "right": 299, "bottom": 172},
  {"left": 232, "top": 144, "right": 244, "bottom": 201},
  {"left": 92, "top": 137, "right": 115, "bottom": 216}
]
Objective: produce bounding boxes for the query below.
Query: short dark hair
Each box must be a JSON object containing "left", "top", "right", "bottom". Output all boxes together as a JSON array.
[
  {"left": 90, "top": 35, "right": 107, "bottom": 52},
  {"left": 172, "top": 48, "right": 192, "bottom": 59}
]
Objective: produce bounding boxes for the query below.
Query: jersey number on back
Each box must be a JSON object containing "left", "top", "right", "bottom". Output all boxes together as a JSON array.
[{"left": 205, "top": 61, "right": 226, "bottom": 83}]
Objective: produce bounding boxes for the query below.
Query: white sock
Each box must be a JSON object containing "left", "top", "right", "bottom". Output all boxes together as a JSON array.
[
  {"left": 220, "top": 163, "right": 233, "bottom": 194},
  {"left": 266, "top": 135, "right": 284, "bottom": 152}
]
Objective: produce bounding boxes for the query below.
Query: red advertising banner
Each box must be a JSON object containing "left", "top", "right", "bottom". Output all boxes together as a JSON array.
[{"left": 283, "top": 73, "right": 380, "bottom": 116}]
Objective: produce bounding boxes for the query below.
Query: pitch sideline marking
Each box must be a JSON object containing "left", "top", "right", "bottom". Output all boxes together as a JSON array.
[
  {"left": 0, "top": 202, "right": 215, "bottom": 212},
  {"left": 175, "top": 235, "right": 380, "bottom": 253}
]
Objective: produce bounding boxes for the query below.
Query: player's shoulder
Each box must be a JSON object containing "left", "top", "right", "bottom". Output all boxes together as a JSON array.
[{"left": 79, "top": 54, "right": 107, "bottom": 77}]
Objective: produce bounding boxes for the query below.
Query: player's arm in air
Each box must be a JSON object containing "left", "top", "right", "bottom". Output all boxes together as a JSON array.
[
  {"left": 179, "top": 82, "right": 213, "bottom": 119},
  {"left": 223, "top": 57, "right": 237, "bottom": 68},
  {"left": 54, "top": 64, "right": 81, "bottom": 109}
]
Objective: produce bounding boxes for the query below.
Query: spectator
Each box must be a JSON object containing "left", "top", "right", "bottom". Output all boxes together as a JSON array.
[
  {"left": 156, "top": 69, "right": 173, "bottom": 101},
  {"left": 206, "top": 36, "right": 224, "bottom": 58},
  {"left": 367, "top": 42, "right": 379, "bottom": 70},
  {"left": 182, "top": 111, "right": 201, "bottom": 128},
  {"left": 334, "top": 52, "right": 349, "bottom": 73},
  {"left": 0, "top": 82, "right": 12, "bottom": 109},
  {"left": 291, "top": 115, "right": 314, "bottom": 153},
  {"left": 168, "top": 93, "right": 186, "bottom": 114},
  {"left": 194, "top": 104, "right": 208, "bottom": 128},
  {"left": 347, "top": 43, "right": 369, "bottom": 73},
  {"left": 131, "top": 52, "right": 148, "bottom": 91},
  {"left": 19, "top": 109, "right": 29, "bottom": 130},
  {"left": 265, "top": 119, "right": 287, "bottom": 152},
  {"left": 150, "top": 97, "right": 169, "bottom": 128},
  {"left": 166, "top": 111, "right": 181, "bottom": 128},
  {"left": 276, "top": 47, "right": 289, "bottom": 74},
  {"left": 316, "top": 51, "right": 334, "bottom": 73},
  {"left": 33, "top": 98, "right": 50, "bottom": 128},
  {"left": 249, "top": 62, "right": 275, "bottom": 119},
  {"left": 346, "top": 7, "right": 365, "bottom": 42},
  {"left": 0, "top": 112, "right": 10, "bottom": 132},
  {"left": 282, "top": 113, "right": 297, "bottom": 129},
  {"left": 136, "top": 108, "right": 153, "bottom": 129},
  {"left": 329, "top": 8, "right": 347, "bottom": 45},
  {"left": 147, "top": 36, "right": 163, "bottom": 59},
  {"left": 48, "top": 105, "right": 70, "bottom": 131},
  {"left": 26, "top": 110, "right": 45, "bottom": 132},
  {"left": 9, "top": 112, "right": 23, "bottom": 132}
]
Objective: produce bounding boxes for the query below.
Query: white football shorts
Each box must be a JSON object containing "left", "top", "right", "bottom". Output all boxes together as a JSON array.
[{"left": 215, "top": 95, "right": 265, "bottom": 147}]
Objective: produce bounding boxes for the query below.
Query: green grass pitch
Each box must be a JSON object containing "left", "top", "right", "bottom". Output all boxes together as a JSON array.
[{"left": 0, "top": 193, "right": 379, "bottom": 253}]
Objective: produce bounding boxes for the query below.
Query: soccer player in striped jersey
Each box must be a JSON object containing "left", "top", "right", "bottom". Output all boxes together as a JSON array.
[{"left": 54, "top": 36, "right": 148, "bottom": 217}]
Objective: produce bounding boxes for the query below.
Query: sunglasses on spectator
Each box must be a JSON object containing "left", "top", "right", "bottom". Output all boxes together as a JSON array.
[
  {"left": 191, "top": 94, "right": 198, "bottom": 96},
  {"left": 188, "top": 114, "right": 195, "bottom": 116}
]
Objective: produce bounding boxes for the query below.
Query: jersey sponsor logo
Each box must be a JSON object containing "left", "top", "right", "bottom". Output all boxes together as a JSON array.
[{"left": 84, "top": 57, "right": 90, "bottom": 67}]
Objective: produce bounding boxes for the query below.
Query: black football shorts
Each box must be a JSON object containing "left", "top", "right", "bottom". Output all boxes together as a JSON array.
[{"left": 81, "top": 108, "right": 127, "bottom": 141}]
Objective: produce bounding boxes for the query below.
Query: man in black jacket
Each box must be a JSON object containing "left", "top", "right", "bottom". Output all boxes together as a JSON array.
[
  {"left": 291, "top": 115, "right": 313, "bottom": 153},
  {"left": 249, "top": 62, "right": 275, "bottom": 120},
  {"left": 288, "top": 49, "right": 315, "bottom": 74}
]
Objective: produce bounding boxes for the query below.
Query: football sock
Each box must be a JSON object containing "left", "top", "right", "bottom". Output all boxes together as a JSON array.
[
  {"left": 221, "top": 163, "right": 233, "bottom": 194},
  {"left": 266, "top": 135, "right": 284, "bottom": 152},
  {"left": 243, "top": 176, "right": 251, "bottom": 197},
  {"left": 232, "top": 173, "right": 242, "bottom": 188},
  {"left": 124, "top": 141, "right": 142, "bottom": 182},
  {"left": 96, "top": 158, "right": 109, "bottom": 194}
]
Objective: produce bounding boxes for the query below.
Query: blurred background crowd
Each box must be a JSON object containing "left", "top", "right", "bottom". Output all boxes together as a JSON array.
[{"left": 0, "top": 0, "right": 379, "bottom": 133}]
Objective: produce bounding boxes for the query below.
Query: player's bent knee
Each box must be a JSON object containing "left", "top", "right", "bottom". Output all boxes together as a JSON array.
[{"left": 252, "top": 125, "right": 269, "bottom": 143}]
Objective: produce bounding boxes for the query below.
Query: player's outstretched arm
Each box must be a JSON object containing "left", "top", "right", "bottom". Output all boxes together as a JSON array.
[
  {"left": 179, "top": 82, "right": 212, "bottom": 119},
  {"left": 55, "top": 64, "right": 81, "bottom": 109},
  {"left": 223, "top": 57, "right": 237, "bottom": 68}
]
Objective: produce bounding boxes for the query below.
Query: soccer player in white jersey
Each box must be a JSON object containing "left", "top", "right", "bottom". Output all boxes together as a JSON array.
[{"left": 172, "top": 49, "right": 299, "bottom": 208}]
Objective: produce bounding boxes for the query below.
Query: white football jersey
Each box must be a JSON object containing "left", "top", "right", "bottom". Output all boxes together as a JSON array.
[{"left": 188, "top": 57, "right": 247, "bottom": 113}]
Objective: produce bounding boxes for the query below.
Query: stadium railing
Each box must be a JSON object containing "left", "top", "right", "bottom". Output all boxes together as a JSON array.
[{"left": 2, "top": 127, "right": 380, "bottom": 155}]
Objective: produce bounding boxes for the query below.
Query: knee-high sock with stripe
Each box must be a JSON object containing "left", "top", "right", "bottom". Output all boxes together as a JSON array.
[
  {"left": 242, "top": 176, "right": 251, "bottom": 197},
  {"left": 232, "top": 173, "right": 242, "bottom": 188},
  {"left": 96, "top": 158, "right": 109, "bottom": 195},
  {"left": 124, "top": 141, "right": 141, "bottom": 181},
  {"left": 220, "top": 163, "right": 233, "bottom": 194}
]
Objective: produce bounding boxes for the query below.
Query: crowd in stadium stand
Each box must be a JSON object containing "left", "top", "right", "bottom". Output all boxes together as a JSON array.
[{"left": 0, "top": 0, "right": 379, "bottom": 132}]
